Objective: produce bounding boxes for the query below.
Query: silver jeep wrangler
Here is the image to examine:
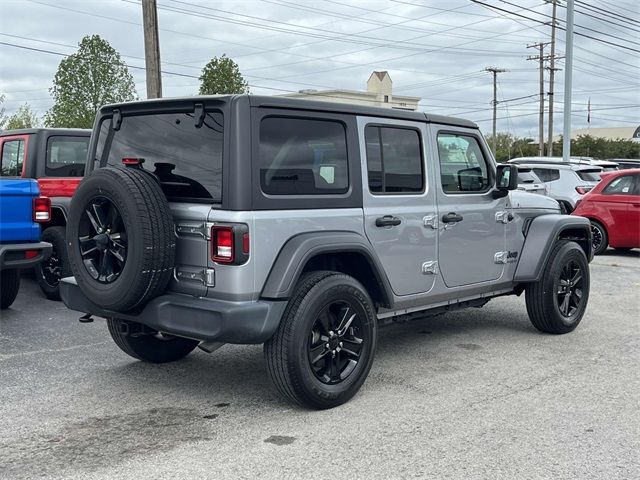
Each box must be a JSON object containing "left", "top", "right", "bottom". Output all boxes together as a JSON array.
[{"left": 61, "top": 95, "right": 592, "bottom": 409}]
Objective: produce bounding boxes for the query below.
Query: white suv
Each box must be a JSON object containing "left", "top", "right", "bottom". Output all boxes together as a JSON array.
[{"left": 509, "top": 159, "right": 602, "bottom": 212}]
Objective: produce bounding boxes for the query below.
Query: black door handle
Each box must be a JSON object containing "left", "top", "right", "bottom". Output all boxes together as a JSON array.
[
  {"left": 375, "top": 215, "right": 402, "bottom": 227},
  {"left": 442, "top": 212, "right": 463, "bottom": 223}
]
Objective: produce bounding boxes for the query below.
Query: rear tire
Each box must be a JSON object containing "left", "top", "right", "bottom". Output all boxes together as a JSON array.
[
  {"left": 0, "top": 269, "right": 20, "bottom": 309},
  {"left": 35, "top": 226, "right": 69, "bottom": 300},
  {"left": 525, "top": 240, "right": 589, "bottom": 334},
  {"left": 107, "top": 318, "right": 199, "bottom": 363},
  {"left": 590, "top": 220, "right": 608, "bottom": 255},
  {"left": 264, "top": 271, "right": 378, "bottom": 409}
]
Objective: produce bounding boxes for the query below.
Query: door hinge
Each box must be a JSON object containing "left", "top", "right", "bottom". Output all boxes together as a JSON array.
[
  {"left": 423, "top": 215, "right": 438, "bottom": 229},
  {"left": 175, "top": 222, "right": 215, "bottom": 239},
  {"left": 174, "top": 266, "right": 215, "bottom": 287},
  {"left": 422, "top": 261, "right": 439, "bottom": 275},
  {"left": 495, "top": 211, "right": 513, "bottom": 224}
]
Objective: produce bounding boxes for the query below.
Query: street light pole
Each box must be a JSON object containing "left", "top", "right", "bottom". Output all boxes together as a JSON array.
[{"left": 562, "top": 0, "right": 574, "bottom": 162}]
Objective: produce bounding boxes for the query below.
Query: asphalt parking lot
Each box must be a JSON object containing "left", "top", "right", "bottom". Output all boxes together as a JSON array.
[{"left": 1, "top": 250, "right": 638, "bottom": 480}]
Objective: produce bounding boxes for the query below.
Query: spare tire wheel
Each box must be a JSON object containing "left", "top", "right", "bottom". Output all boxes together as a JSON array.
[{"left": 67, "top": 166, "right": 175, "bottom": 311}]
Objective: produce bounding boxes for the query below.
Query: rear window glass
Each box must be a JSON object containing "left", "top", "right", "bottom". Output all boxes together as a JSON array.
[
  {"left": 576, "top": 170, "right": 601, "bottom": 182},
  {"left": 533, "top": 168, "right": 560, "bottom": 182},
  {"left": 46, "top": 136, "right": 89, "bottom": 177},
  {"left": 96, "top": 111, "right": 223, "bottom": 201},
  {"left": 259, "top": 116, "right": 348, "bottom": 195},
  {"left": 1, "top": 139, "right": 25, "bottom": 176}
]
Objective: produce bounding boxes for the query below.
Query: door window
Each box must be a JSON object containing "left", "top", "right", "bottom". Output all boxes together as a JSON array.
[
  {"left": 365, "top": 125, "right": 423, "bottom": 194},
  {"left": 259, "top": 116, "right": 348, "bottom": 195},
  {"left": 533, "top": 168, "right": 560, "bottom": 182},
  {"left": 437, "top": 133, "right": 490, "bottom": 193},
  {"left": 603, "top": 175, "right": 636, "bottom": 195},
  {"left": 46, "top": 136, "right": 89, "bottom": 176},
  {"left": 1, "top": 139, "right": 25, "bottom": 176}
]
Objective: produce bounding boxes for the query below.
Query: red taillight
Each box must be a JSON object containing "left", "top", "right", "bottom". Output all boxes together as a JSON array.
[
  {"left": 122, "top": 157, "right": 144, "bottom": 166},
  {"left": 210, "top": 224, "right": 250, "bottom": 265},
  {"left": 575, "top": 186, "right": 592, "bottom": 195},
  {"left": 211, "top": 226, "right": 234, "bottom": 263},
  {"left": 25, "top": 250, "right": 39, "bottom": 259},
  {"left": 33, "top": 197, "right": 51, "bottom": 222}
]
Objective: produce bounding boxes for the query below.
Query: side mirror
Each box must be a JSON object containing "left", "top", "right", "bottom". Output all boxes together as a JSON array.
[{"left": 493, "top": 164, "right": 518, "bottom": 198}]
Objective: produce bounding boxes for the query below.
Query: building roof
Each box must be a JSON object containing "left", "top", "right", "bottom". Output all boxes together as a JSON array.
[{"left": 371, "top": 71, "right": 389, "bottom": 81}]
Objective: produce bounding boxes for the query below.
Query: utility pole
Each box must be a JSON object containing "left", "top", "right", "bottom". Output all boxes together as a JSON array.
[
  {"left": 563, "top": 0, "right": 575, "bottom": 163},
  {"left": 546, "top": 0, "right": 558, "bottom": 156},
  {"left": 527, "top": 42, "right": 550, "bottom": 157},
  {"left": 142, "top": 0, "right": 162, "bottom": 98},
  {"left": 485, "top": 67, "right": 507, "bottom": 155}
]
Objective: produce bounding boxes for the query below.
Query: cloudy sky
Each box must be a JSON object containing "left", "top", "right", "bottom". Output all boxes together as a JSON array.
[{"left": 0, "top": 0, "right": 638, "bottom": 137}]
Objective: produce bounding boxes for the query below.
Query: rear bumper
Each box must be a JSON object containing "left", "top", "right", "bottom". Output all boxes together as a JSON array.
[
  {"left": 0, "top": 242, "right": 52, "bottom": 270},
  {"left": 60, "top": 277, "right": 287, "bottom": 344}
]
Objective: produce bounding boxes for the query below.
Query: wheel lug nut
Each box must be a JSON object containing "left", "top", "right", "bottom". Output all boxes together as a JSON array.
[
  {"left": 325, "top": 343, "right": 330, "bottom": 348},
  {"left": 339, "top": 342, "right": 343, "bottom": 347}
]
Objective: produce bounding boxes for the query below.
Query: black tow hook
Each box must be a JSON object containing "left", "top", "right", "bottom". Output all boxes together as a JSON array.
[{"left": 79, "top": 313, "right": 94, "bottom": 323}]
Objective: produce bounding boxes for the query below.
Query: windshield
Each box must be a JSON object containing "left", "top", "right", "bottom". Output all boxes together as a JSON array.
[
  {"left": 576, "top": 170, "right": 601, "bottom": 182},
  {"left": 95, "top": 110, "right": 224, "bottom": 201}
]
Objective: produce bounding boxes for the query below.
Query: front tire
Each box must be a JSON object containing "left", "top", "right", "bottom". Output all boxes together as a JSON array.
[
  {"left": 590, "top": 220, "right": 608, "bottom": 255},
  {"left": 264, "top": 271, "right": 378, "bottom": 409},
  {"left": 107, "top": 318, "right": 199, "bottom": 363},
  {"left": 1, "top": 269, "right": 20, "bottom": 309},
  {"left": 525, "top": 240, "right": 590, "bottom": 334},
  {"left": 35, "top": 226, "right": 69, "bottom": 300}
]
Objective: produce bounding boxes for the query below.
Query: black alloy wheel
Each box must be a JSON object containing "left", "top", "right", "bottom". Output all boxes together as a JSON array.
[
  {"left": 40, "top": 246, "right": 61, "bottom": 288},
  {"left": 555, "top": 260, "right": 584, "bottom": 318},
  {"left": 308, "top": 301, "right": 367, "bottom": 385},
  {"left": 590, "top": 224, "right": 603, "bottom": 254},
  {"left": 78, "top": 196, "right": 128, "bottom": 283}
]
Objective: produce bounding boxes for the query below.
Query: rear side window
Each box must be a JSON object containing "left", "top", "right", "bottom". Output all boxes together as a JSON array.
[
  {"left": 518, "top": 171, "right": 538, "bottom": 183},
  {"left": 1, "top": 139, "right": 25, "bottom": 176},
  {"left": 576, "top": 170, "right": 602, "bottom": 182},
  {"left": 533, "top": 168, "right": 560, "bottom": 182},
  {"left": 603, "top": 175, "right": 636, "bottom": 195},
  {"left": 96, "top": 110, "right": 224, "bottom": 201},
  {"left": 259, "top": 117, "right": 348, "bottom": 195},
  {"left": 365, "top": 125, "right": 423, "bottom": 194},
  {"left": 437, "top": 133, "right": 490, "bottom": 193},
  {"left": 46, "top": 136, "right": 89, "bottom": 177}
]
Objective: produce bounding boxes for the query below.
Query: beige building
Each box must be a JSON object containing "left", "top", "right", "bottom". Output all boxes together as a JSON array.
[
  {"left": 554, "top": 126, "right": 640, "bottom": 141},
  {"left": 282, "top": 71, "right": 421, "bottom": 111}
]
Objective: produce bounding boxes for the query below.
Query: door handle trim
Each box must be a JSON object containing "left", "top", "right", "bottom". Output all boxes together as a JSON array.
[{"left": 375, "top": 215, "right": 402, "bottom": 227}]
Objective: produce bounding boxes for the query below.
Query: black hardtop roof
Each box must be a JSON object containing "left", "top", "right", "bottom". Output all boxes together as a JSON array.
[
  {"left": 99, "top": 94, "right": 478, "bottom": 129},
  {"left": 0, "top": 127, "right": 91, "bottom": 137}
]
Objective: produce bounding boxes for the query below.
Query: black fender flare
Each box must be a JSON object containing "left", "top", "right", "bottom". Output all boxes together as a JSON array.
[
  {"left": 260, "top": 231, "right": 394, "bottom": 307},
  {"left": 514, "top": 214, "right": 592, "bottom": 282}
]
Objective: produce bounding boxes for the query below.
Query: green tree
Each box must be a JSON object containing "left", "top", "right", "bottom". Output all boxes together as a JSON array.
[
  {"left": 45, "top": 35, "right": 136, "bottom": 128},
  {"left": 199, "top": 55, "right": 249, "bottom": 95},
  {"left": 5, "top": 103, "right": 40, "bottom": 129}
]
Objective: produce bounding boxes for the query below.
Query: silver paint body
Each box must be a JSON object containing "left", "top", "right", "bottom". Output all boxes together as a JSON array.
[{"left": 169, "top": 118, "right": 560, "bottom": 319}]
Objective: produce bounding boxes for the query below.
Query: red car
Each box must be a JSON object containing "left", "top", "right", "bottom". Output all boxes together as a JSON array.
[{"left": 572, "top": 169, "right": 640, "bottom": 255}]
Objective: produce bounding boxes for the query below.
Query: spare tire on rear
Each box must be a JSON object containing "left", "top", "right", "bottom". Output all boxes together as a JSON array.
[{"left": 66, "top": 166, "right": 175, "bottom": 311}]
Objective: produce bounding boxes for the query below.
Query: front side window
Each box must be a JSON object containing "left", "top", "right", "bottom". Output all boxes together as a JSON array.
[
  {"left": 46, "top": 136, "right": 89, "bottom": 177},
  {"left": 96, "top": 110, "right": 224, "bottom": 201},
  {"left": 259, "top": 117, "right": 348, "bottom": 195},
  {"left": 365, "top": 125, "right": 423, "bottom": 194},
  {"left": 1, "top": 139, "right": 25, "bottom": 176},
  {"left": 603, "top": 175, "right": 636, "bottom": 195},
  {"left": 437, "top": 133, "right": 490, "bottom": 193}
]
